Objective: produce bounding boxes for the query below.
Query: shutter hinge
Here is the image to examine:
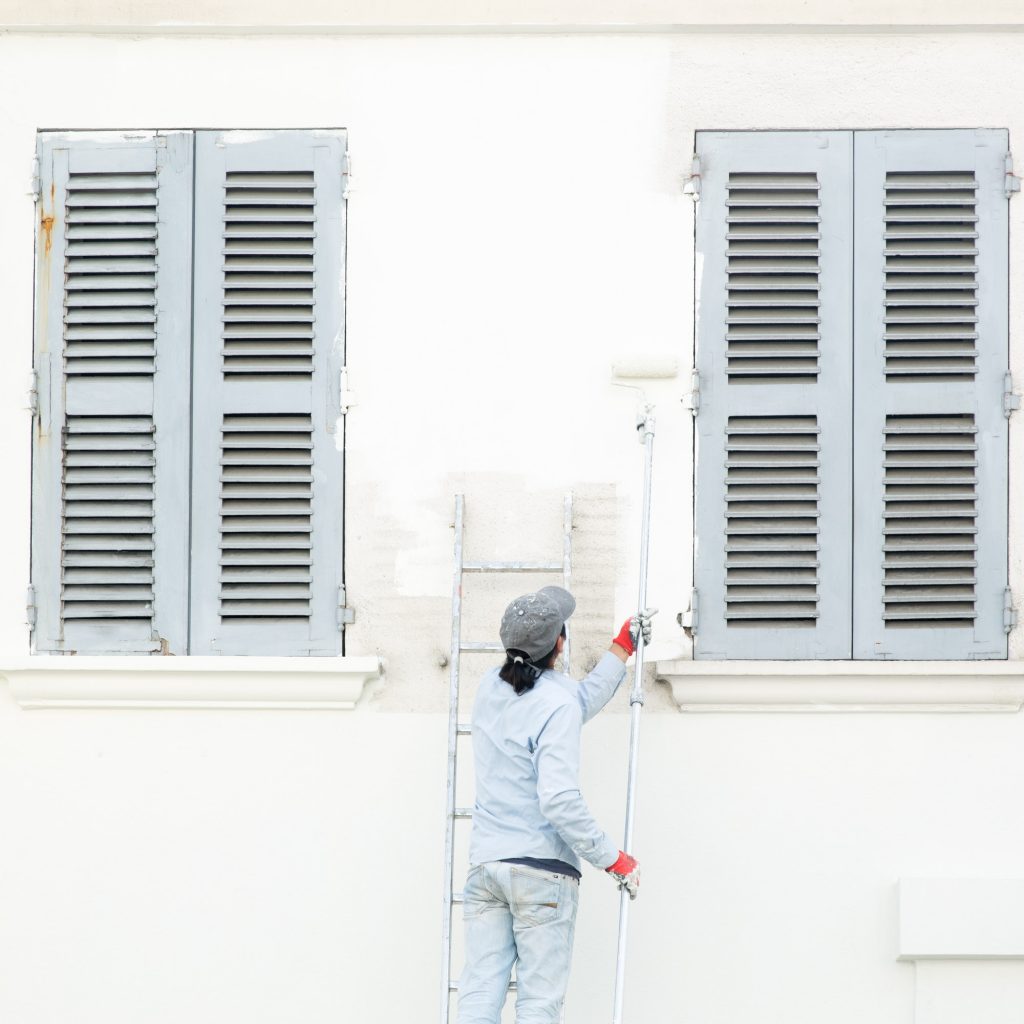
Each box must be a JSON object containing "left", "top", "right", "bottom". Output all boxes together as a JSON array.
[
  {"left": 682, "top": 369, "right": 700, "bottom": 415},
  {"left": 29, "top": 154, "right": 39, "bottom": 203},
  {"left": 338, "top": 585, "right": 356, "bottom": 628},
  {"left": 678, "top": 589, "right": 699, "bottom": 637},
  {"left": 26, "top": 585, "right": 36, "bottom": 630},
  {"left": 1004, "top": 372, "right": 1020, "bottom": 416},
  {"left": 1004, "top": 588, "right": 1017, "bottom": 634},
  {"left": 682, "top": 154, "right": 701, "bottom": 200},
  {"left": 340, "top": 365, "right": 356, "bottom": 415},
  {"left": 27, "top": 370, "right": 38, "bottom": 416},
  {"left": 342, "top": 151, "right": 353, "bottom": 199},
  {"left": 1006, "top": 154, "right": 1021, "bottom": 198}
]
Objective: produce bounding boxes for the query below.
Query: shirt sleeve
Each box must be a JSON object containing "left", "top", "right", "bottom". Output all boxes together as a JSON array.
[
  {"left": 534, "top": 701, "right": 619, "bottom": 870},
  {"left": 575, "top": 650, "right": 628, "bottom": 724}
]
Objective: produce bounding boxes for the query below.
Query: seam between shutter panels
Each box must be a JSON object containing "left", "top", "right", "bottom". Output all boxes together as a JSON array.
[
  {"left": 850, "top": 132, "right": 856, "bottom": 655},
  {"left": 187, "top": 132, "right": 198, "bottom": 654},
  {"left": 61, "top": 165, "right": 158, "bottom": 645},
  {"left": 340, "top": 143, "right": 349, "bottom": 656}
]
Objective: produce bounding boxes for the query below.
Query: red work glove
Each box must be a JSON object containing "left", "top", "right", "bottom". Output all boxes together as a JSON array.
[
  {"left": 612, "top": 611, "right": 654, "bottom": 656},
  {"left": 605, "top": 850, "right": 640, "bottom": 900},
  {"left": 612, "top": 618, "right": 637, "bottom": 656}
]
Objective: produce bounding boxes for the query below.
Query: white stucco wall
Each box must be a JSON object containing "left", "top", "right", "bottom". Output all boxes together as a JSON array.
[{"left": 1, "top": 23, "right": 1023, "bottom": 1024}]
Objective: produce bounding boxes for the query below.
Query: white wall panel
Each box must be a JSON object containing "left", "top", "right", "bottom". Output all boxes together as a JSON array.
[{"left": 0, "top": 24, "right": 1023, "bottom": 1024}]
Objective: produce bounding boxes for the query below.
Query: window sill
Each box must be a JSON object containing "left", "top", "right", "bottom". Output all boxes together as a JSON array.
[
  {"left": 655, "top": 660, "right": 1024, "bottom": 713},
  {"left": 0, "top": 656, "right": 382, "bottom": 710}
]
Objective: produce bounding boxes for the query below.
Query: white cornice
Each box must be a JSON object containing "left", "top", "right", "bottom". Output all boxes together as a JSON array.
[
  {"left": 656, "top": 660, "right": 1024, "bottom": 712},
  {"left": 0, "top": 656, "right": 382, "bottom": 709},
  {"left": 2, "top": 0, "right": 1024, "bottom": 34}
]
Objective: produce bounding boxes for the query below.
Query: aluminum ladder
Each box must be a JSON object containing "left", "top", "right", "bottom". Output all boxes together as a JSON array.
[{"left": 440, "top": 492, "right": 574, "bottom": 1024}]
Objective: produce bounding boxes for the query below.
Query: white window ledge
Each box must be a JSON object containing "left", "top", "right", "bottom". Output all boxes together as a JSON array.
[
  {"left": 655, "top": 660, "right": 1024, "bottom": 712},
  {"left": 0, "top": 656, "right": 382, "bottom": 710}
]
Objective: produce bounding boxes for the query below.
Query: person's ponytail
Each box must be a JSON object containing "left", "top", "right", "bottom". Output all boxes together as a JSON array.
[{"left": 498, "top": 652, "right": 543, "bottom": 695}]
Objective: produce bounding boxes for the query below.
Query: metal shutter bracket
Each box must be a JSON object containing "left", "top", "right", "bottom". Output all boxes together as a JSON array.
[
  {"left": 682, "top": 369, "right": 700, "bottom": 415},
  {"left": 683, "top": 154, "right": 701, "bottom": 199},
  {"left": 1004, "top": 373, "right": 1020, "bottom": 416},
  {"left": 338, "top": 585, "right": 356, "bottom": 628},
  {"left": 679, "top": 589, "right": 699, "bottom": 636},
  {"left": 1004, "top": 588, "right": 1017, "bottom": 633},
  {"left": 1005, "top": 153, "right": 1021, "bottom": 198},
  {"left": 340, "top": 366, "right": 356, "bottom": 414}
]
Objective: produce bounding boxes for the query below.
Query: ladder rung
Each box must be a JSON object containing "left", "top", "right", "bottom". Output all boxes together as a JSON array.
[
  {"left": 456, "top": 723, "right": 472, "bottom": 736},
  {"left": 460, "top": 641, "right": 503, "bottom": 653},
  {"left": 462, "top": 561, "right": 563, "bottom": 573},
  {"left": 454, "top": 807, "right": 473, "bottom": 819}
]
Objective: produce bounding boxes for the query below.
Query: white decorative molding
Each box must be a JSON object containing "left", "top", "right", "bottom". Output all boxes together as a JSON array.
[
  {"left": 899, "top": 878, "right": 1024, "bottom": 959},
  {"left": 0, "top": 656, "right": 382, "bottom": 710},
  {"left": 655, "top": 660, "right": 1024, "bottom": 712},
  {"left": 0, "top": 0, "right": 1022, "bottom": 32}
]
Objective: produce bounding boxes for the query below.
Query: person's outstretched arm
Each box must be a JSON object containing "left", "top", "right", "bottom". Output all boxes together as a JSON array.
[{"left": 575, "top": 615, "right": 652, "bottom": 723}]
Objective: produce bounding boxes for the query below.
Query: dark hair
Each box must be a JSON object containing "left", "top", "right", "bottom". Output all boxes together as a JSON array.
[{"left": 499, "top": 626, "right": 566, "bottom": 695}]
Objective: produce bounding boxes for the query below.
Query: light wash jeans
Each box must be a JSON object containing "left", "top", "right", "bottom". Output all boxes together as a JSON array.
[{"left": 458, "top": 861, "right": 580, "bottom": 1024}]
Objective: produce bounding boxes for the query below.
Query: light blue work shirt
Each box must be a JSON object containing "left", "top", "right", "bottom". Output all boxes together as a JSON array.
[{"left": 468, "top": 651, "right": 627, "bottom": 873}]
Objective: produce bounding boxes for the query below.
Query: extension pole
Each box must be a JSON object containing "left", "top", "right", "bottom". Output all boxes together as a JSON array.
[{"left": 611, "top": 403, "right": 656, "bottom": 1024}]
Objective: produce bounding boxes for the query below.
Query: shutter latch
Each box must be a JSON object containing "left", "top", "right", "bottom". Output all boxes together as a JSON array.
[
  {"left": 682, "top": 369, "right": 700, "bottom": 416},
  {"left": 27, "top": 370, "right": 38, "bottom": 417},
  {"left": 679, "top": 589, "right": 699, "bottom": 638},
  {"left": 682, "top": 154, "right": 701, "bottom": 200},
  {"left": 26, "top": 586, "right": 36, "bottom": 631},
  {"left": 1006, "top": 154, "right": 1022, "bottom": 198},
  {"left": 1004, "top": 373, "right": 1020, "bottom": 417},
  {"left": 338, "top": 585, "right": 356, "bottom": 629},
  {"left": 29, "top": 155, "right": 39, "bottom": 203},
  {"left": 1005, "top": 588, "right": 1017, "bottom": 634}
]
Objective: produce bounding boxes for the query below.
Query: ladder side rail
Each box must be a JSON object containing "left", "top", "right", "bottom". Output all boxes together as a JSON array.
[
  {"left": 440, "top": 494, "right": 466, "bottom": 1024},
  {"left": 562, "top": 492, "right": 572, "bottom": 671}
]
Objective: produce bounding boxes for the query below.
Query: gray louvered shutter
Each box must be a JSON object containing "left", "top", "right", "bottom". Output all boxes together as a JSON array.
[
  {"left": 693, "top": 131, "right": 854, "bottom": 659},
  {"left": 852, "top": 130, "right": 1008, "bottom": 659},
  {"left": 32, "top": 132, "right": 192, "bottom": 654},
  {"left": 189, "top": 130, "right": 346, "bottom": 655}
]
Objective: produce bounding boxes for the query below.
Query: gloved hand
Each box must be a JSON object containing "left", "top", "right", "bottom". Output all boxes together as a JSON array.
[
  {"left": 612, "top": 609, "right": 656, "bottom": 656},
  {"left": 605, "top": 850, "right": 640, "bottom": 900}
]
